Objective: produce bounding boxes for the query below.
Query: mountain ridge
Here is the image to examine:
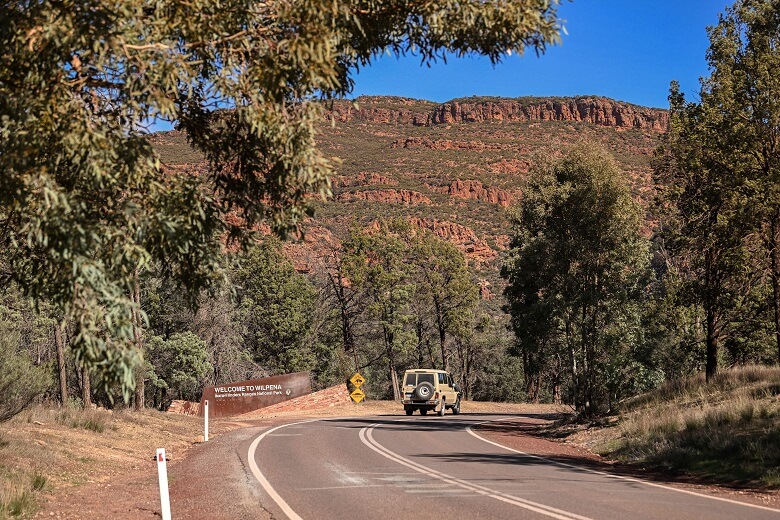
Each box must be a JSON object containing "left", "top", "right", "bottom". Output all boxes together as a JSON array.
[{"left": 326, "top": 95, "right": 668, "bottom": 132}]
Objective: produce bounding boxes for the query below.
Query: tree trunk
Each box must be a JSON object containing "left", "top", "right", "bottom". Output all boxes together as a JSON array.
[
  {"left": 565, "top": 317, "right": 579, "bottom": 410},
  {"left": 132, "top": 270, "right": 145, "bottom": 410},
  {"left": 329, "top": 272, "right": 358, "bottom": 372},
  {"left": 436, "top": 309, "right": 448, "bottom": 371},
  {"left": 390, "top": 362, "right": 400, "bottom": 401},
  {"left": 81, "top": 364, "right": 91, "bottom": 407},
  {"left": 771, "top": 211, "right": 780, "bottom": 365},
  {"left": 704, "top": 246, "right": 719, "bottom": 382},
  {"left": 705, "top": 307, "right": 719, "bottom": 382},
  {"left": 54, "top": 321, "right": 68, "bottom": 405}
]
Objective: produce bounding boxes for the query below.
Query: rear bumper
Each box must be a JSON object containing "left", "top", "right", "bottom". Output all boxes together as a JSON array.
[{"left": 402, "top": 399, "right": 439, "bottom": 407}]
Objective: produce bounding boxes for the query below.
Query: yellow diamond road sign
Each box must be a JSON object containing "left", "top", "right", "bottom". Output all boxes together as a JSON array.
[
  {"left": 350, "top": 388, "right": 365, "bottom": 404},
  {"left": 350, "top": 372, "right": 365, "bottom": 388}
]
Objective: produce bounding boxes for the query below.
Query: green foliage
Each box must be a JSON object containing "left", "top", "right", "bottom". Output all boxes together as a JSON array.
[
  {"left": 502, "top": 146, "right": 650, "bottom": 414},
  {"left": 235, "top": 239, "right": 319, "bottom": 374},
  {"left": 334, "top": 219, "right": 484, "bottom": 398},
  {"left": 655, "top": 0, "right": 780, "bottom": 379},
  {"left": 410, "top": 229, "right": 479, "bottom": 370},
  {"left": 146, "top": 332, "right": 212, "bottom": 407},
  {"left": 1, "top": 0, "right": 563, "bottom": 398},
  {"left": 0, "top": 316, "right": 52, "bottom": 422}
]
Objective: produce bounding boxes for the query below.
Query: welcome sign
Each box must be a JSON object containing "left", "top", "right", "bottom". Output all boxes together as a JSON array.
[{"left": 199, "top": 371, "right": 311, "bottom": 418}]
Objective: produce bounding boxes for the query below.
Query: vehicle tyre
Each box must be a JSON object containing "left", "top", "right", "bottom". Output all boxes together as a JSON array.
[
  {"left": 437, "top": 397, "right": 445, "bottom": 416},
  {"left": 420, "top": 409, "right": 428, "bottom": 416},
  {"left": 405, "top": 408, "right": 414, "bottom": 416},
  {"left": 452, "top": 398, "right": 461, "bottom": 415},
  {"left": 414, "top": 382, "right": 434, "bottom": 401}
]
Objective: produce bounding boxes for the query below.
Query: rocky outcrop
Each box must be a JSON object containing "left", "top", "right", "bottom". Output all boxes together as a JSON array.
[
  {"left": 408, "top": 217, "right": 496, "bottom": 263},
  {"left": 487, "top": 158, "right": 531, "bottom": 174},
  {"left": 433, "top": 180, "right": 513, "bottom": 207},
  {"left": 478, "top": 280, "right": 495, "bottom": 301},
  {"left": 391, "top": 137, "right": 507, "bottom": 151},
  {"left": 325, "top": 97, "right": 432, "bottom": 126},
  {"left": 427, "top": 97, "right": 668, "bottom": 131},
  {"left": 327, "top": 96, "right": 668, "bottom": 132},
  {"left": 333, "top": 171, "right": 397, "bottom": 188},
  {"left": 338, "top": 189, "right": 431, "bottom": 205}
]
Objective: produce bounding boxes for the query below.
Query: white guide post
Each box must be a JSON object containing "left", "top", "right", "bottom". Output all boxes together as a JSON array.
[
  {"left": 156, "top": 448, "right": 172, "bottom": 520},
  {"left": 204, "top": 399, "right": 209, "bottom": 442}
]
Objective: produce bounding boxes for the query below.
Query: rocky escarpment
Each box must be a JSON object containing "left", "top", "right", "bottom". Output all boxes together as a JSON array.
[
  {"left": 408, "top": 217, "right": 496, "bottom": 263},
  {"left": 430, "top": 180, "right": 513, "bottom": 207},
  {"left": 338, "top": 189, "right": 431, "bottom": 205},
  {"left": 327, "top": 96, "right": 668, "bottom": 132},
  {"left": 332, "top": 171, "right": 397, "bottom": 188}
]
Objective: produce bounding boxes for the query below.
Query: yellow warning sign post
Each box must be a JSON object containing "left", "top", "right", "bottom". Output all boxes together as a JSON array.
[
  {"left": 350, "top": 388, "right": 365, "bottom": 403},
  {"left": 350, "top": 372, "right": 365, "bottom": 403},
  {"left": 349, "top": 372, "right": 365, "bottom": 388}
]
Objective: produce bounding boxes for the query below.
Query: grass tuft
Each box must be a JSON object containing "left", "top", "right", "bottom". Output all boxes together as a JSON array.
[
  {"left": 600, "top": 366, "right": 780, "bottom": 487},
  {"left": 0, "top": 481, "right": 37, "bottom": 518}
]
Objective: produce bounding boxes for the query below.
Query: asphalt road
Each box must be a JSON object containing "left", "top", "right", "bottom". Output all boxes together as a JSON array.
[{"left": 247, "top": 414, "right": 780, "bottom": 520}]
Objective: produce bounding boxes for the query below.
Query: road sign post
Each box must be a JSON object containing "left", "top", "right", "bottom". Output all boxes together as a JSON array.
[
  {"left": 350, "top": 372, "right": 365, "bottom": 403},
  {"left": 156, "top": 448, "right": 172, "bottom": 520},
  {"left": 204, "top": 399, "right": 209, "bottom": 442}
]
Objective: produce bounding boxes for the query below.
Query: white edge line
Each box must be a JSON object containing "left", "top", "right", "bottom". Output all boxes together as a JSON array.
[
  {"left": 467, "top": 420, "right": 780, "bottom": 515},
  {"left": 359, "top": 423, "right": 593, "bottom": 520},
  {"left": 248, "top": 419, "right": 322, "bottom": 520}
]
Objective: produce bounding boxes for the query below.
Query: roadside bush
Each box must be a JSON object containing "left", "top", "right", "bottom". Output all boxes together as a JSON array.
[
  {"left": 146, "top": 332, "right": 212, "bottom": 409},
  {"left": 0, "top": 473, "right": 45, "bottom": 518},
  {"left": 0, "top": 330, "right": 51, "bottom": 422}
]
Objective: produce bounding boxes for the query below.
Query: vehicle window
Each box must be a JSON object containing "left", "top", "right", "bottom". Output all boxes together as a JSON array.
[
  {"left": 438, "top": 373, "right": 446, "bottom": 385},
  {"left": 404, "top": 374, "right": 416, "bottom": 386},
  {"left": 448, "top": 374, "right": 454, "bottom": 386},
  {"left": 418, "top": 373, "right": 435, "bottom": 385}
]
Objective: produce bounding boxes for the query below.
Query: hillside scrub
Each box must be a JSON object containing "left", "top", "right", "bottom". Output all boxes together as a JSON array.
[{"left": 587, "top": 366, "right": 780, "bottom": 487}]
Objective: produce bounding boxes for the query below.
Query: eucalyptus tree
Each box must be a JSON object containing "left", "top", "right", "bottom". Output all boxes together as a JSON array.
[
  {"left": 234, "top": 239, "right": 318, "bottom": 375},
  {"left": 701, "top": 0, "right": 780, "bottom": 364},
  {"left": 655, "top": 3, "right": 780, "bottom": 376},
  {"left": 409, "top": 229, "right": 479, "bottom": 373},
  {"left": 0, "top": 0, "right": 564, "bottom": 397},
  {"left": 342, "top": 221, "right": 417, "bottom": 400},
  {"left": 503, "top": 147, "right": 649, "bottom": 414}
]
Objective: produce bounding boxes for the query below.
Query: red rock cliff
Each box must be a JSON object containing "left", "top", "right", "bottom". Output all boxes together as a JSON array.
[{"left": 327, "top": 96, "right": 668, "bottom": 132}]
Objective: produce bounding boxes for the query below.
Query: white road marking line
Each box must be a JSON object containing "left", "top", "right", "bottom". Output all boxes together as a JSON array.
[
  {"left": 467, "top": 421, "right": 780, "bottom": 515},
  {"left": 405, "top": 488, "right": 468, "bottom": 494},
  {"left": 323, "top": 462, "right": 372, "bottom": 486},
  {"left": 299, "top": 484, "right": 384, "bottom": 491},
  {"left": 248, "top": 419, "right": 320, "bottom": 520},
  {"left": 359, "top": 424, "right": 593, "bottom": 520}
]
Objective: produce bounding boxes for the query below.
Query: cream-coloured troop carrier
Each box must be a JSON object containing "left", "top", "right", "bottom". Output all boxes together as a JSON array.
[{"left": 401, "top": 369, "right": 462, "bottom": 416}]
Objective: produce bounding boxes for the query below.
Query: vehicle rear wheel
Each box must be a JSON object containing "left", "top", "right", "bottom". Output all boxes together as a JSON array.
[
  {"left": 420, "top": 409, "right": 428, "bottom": 416},
  {"left": 437, "top": 398, "right": 445, "bottom": 416},
  {"left": 405, "top": 408, "right": 414, "bottom": 416}
]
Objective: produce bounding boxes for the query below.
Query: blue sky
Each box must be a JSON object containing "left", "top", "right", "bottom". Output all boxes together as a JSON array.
[{"left": 350, "top": 1, "right": 730, "bottom": 109}]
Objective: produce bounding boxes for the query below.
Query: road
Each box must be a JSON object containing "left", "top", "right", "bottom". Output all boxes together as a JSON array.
[{"left": 247, "top": 414, "right": 780, "bottom": 520}]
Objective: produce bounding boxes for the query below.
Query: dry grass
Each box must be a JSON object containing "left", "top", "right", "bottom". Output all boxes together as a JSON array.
[
  {"left": 0, "top": 404, "right": 207, "bottom": 518},
  {"left": 581, "top": 366, "right": 780, "bottom": 488}
]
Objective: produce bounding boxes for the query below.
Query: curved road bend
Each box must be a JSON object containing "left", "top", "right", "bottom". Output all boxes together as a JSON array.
[{"left": 248, "top": 415, "right": 780, "bottom": 520}]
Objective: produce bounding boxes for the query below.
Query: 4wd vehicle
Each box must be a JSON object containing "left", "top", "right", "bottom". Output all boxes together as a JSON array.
[{"left": 401, "top": 369, "right": 462, "bottom": 416}]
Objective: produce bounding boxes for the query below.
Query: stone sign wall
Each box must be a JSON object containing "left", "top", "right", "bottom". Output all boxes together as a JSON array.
[{"left": 199, "top": 371, "right": 312, "bottom": 418}]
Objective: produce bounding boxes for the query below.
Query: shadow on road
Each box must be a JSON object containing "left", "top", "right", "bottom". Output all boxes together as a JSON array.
[{"left": 326, "top": 414, "right": 557, "bottom": 433}]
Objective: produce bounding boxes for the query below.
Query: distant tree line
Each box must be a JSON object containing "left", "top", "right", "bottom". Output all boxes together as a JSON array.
[{"left": 1, "top": 221, "right": 530, "bottom": 416}]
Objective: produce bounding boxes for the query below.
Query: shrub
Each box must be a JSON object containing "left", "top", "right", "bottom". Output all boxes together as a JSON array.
[{"left": 0, "top": 330, "right": 52, "bottom": 422}]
